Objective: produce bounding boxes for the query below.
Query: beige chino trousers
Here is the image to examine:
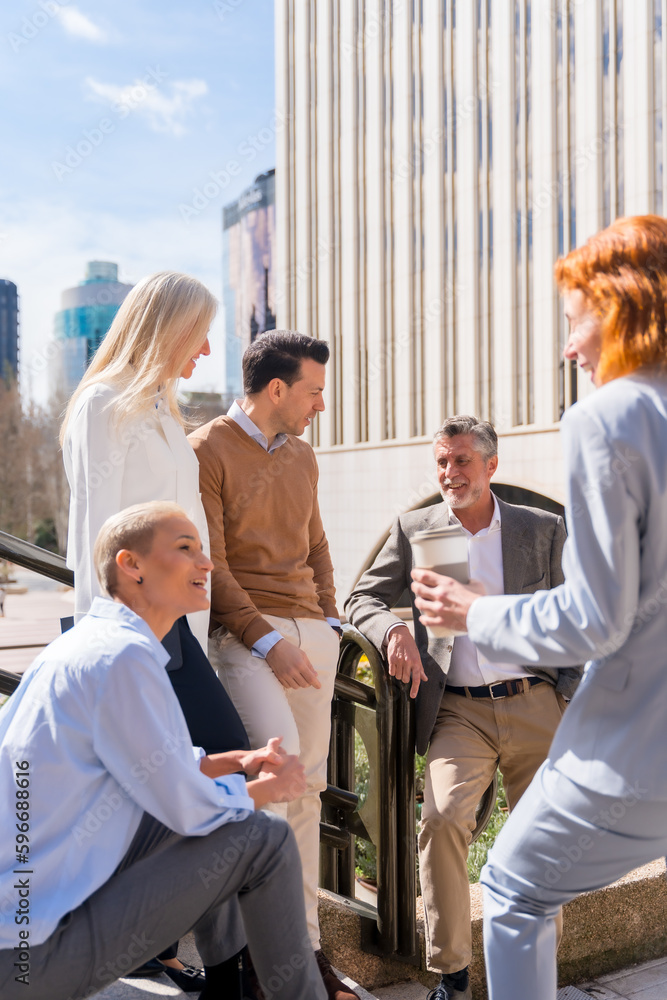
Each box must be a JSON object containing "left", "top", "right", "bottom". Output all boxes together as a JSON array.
[
  {"left": 419, "top": 680, "right": 565, "bottom": 974},
  {"left": 209, "top": 615, "right": 340, "bottom": 950}
]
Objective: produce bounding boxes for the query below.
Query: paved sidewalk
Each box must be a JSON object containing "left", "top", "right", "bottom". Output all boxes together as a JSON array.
[
  {"left": 89, "top": 951, "right": 667, "bottom": 998},
  {"left": 0, "top": 569, "right": 73, "bottom": 673}
]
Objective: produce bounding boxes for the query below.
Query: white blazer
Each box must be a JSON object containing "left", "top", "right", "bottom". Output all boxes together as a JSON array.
[
  {"left": 63, "top": 382, "right": 211, "bottom": 650},
  {"left": 467, "top": 371, "right": 667, "bottom": 800}
]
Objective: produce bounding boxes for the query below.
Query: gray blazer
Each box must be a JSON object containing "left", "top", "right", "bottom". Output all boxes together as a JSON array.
[
  {"left": 467, "top": 373, "right": 667, "bottom": 800},
  {"left": 345, "top": 497, "right": 582, "bottom": 756}
]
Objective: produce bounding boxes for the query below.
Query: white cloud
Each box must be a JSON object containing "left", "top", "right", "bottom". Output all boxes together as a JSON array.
[
  {"left": 84, "top": 76, "right": 208, "bottom": 137},
  {"left": 58, "top": 7, "right": 108, "bottom": 43},
  {"left": 0, "top": 199, "right": 226, "bottom": 406}
]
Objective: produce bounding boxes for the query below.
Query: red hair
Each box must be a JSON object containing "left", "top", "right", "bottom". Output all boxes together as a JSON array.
[{"left": 555, "top": 215, "right": 667, "bottom": 383}]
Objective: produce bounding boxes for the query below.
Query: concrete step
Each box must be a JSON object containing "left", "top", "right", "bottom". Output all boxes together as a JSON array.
[{"left": 89, "top": 961, "right": 667, "bottom": 999}]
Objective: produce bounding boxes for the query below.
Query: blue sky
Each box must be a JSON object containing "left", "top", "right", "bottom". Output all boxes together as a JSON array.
[{"left": 0, "top": 0, "right": 275, "bottom": 402}]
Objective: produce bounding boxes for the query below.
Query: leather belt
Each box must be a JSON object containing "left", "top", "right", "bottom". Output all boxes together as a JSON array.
[{"left": 445, "top": 676, "right": 546, "bottom": 700}]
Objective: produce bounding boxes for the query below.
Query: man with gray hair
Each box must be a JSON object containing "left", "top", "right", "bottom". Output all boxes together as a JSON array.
[{"left": 346, "top": 416, "right": 581, "bottom": 1000}]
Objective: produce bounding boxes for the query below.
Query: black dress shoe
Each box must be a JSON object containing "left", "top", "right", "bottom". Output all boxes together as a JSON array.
[
  {"left": 126, "top": 957, "right": 165, "bottom": 978},
  {"left": 426, "top": 968, "right": 472, "bottom": 999},
  {"left": 162, "top": 962, "right": 207, "bottom": 993}
]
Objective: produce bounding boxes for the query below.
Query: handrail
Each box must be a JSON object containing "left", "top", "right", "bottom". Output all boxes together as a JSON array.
[
  {"left": 320, "top": 624, "right": 418, "bottom": 959},
  {"left": 0, "top": 531, "right": 73, "bottom": 588},
  {"left": 0, "top": 668, "right": 21, "bottom": 697},
  {"left": 321, "top": 624, "right": 498, "bottom": 963}
]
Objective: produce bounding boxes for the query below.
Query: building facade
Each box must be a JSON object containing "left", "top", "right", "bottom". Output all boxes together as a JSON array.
[
  {"left": 0, "top": 280, "right": 19, "bottom": 381},
  {"left": 222, "top": 169, "right": 277, "bottom": 397},
  {"left": 52, "top": 261, "right": 133, "bottom": 395},
  {"left": 275, "top": 0, "right": 662, "bottom": 598}
]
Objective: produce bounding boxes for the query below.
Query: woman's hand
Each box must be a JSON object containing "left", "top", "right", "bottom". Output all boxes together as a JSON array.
[
  {"left": 247, "top": 754, "right": 307, "bottom": 807},
  {"left": 238, "top": 737, "right": 287, "bottom": 776}
]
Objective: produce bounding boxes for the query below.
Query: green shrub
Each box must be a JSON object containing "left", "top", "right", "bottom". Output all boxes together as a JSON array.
[{"left": 352, "top": 677, "right": 508, "bottom": 885}]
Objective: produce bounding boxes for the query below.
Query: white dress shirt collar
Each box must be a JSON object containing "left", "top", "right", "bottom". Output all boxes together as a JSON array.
[
  {"left": 228, "top": 399, "right": 287, "bottom": 453},
  {"left": 447, "top": 490, "right": 502, "bottom": 538}
]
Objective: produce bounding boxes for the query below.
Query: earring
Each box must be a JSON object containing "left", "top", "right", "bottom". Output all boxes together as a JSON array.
[{"left": 137, "top": 576, "right": 143, "bottom": 585}]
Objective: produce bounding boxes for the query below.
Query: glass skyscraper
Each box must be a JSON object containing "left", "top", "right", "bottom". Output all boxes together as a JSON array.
[
  {"left": 52, "top": 261, "right": 133, "bottom": 395},
  {"left": 0, "top": 279, "right": 19, "bottom": 381}
]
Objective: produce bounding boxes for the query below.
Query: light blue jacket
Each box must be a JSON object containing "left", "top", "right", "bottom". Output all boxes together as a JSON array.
[
  {"left": 0, "top": 599, "right": 253, "bottom": 949},
  {"left": 468, "top": 371, "right": 667, "bottom": 800}
]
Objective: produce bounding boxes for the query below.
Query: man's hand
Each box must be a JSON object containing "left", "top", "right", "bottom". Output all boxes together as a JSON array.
[
  {"left": 386, "top": 625, "right": 428, "bottom": 699},
  {"left": 411, "top": 570, "right": 485, "bottom": 632},
  {"left": 247, "top": 754, "right": 307, "bottom": 807},
  {"left": 266, "top": 638, "right": 322, "bottom": 690},
  {"left": 239, "top": 737, "right": 287, "bottom": 776}
]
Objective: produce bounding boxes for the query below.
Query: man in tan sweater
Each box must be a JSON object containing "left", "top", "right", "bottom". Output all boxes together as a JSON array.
[{"left": 189, "top": 331, "right": 358, "bottom": 1000}]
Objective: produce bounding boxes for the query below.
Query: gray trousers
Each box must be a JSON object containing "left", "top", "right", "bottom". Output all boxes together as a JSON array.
[
  {"left": 481, "top": 760, "right": 667, "bottom": 1000},
  {"left": 0, "top": 810, "right": 327, "bottom": 1000}
]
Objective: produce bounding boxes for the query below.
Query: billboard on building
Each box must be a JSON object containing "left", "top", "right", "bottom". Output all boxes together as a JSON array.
[{"left": 222, "top": 169, "right": 276, "bottom": 397}]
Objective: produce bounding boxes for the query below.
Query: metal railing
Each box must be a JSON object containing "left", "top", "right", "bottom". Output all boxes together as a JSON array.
[
  {"left": 0, "top": 531, "right": 73, "bottom": 696},
  {"left": 0, "top": 530, "right": 73, "bottom": 588},
  {"left": 0, "top": 531, "right": 498, "bottom": 964},
  {"left": 320, "top": 624, "right": 498, "bottom": 962},
  {"left": 320, "top": 625, "right": 418, "bottom": 959}
]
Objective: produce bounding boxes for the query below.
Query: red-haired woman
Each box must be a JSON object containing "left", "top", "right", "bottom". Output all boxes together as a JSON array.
[{"left": 411, "top": 215, "right": 667, "bottom": 1000}]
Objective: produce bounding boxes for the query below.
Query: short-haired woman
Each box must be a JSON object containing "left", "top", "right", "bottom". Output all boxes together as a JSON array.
[
  {"left": 411, "top": 215, "right": 667, "bottom": 1000},
  {"left": 61, "top": 272, "right": 253, "bottom": 994}
]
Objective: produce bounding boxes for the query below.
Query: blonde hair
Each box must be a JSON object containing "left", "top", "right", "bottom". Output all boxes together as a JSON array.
[
  {"left": 94, "top": 500, "right": 187, "bottom": 598},
  {"left": 60, "top": 271, "right": 217, "bottom": 444}
]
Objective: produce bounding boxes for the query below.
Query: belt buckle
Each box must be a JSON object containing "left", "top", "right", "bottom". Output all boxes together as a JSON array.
[{"left": 489, "top": 682, "right": 507, "bottom": 700}]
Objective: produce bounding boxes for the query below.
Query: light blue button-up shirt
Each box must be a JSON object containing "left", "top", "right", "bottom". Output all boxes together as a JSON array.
[
  {"left": 227, "top": 399, "right": 341, "bottom": 657},
  {"left": 0, "top": 598, "right": 254, "bottom": 949}
]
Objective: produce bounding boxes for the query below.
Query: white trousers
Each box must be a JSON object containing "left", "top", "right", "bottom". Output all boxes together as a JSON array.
[
  {"left": 481, "top": 760, "right": 667, "bottom": 1000},
  {"left": 209, "top": 615, "right": 339, "bottom": 949}
]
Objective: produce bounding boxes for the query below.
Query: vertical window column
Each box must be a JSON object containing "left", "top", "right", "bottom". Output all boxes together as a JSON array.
[
  {"left": 513, "top": 0, "right": 533, "bottom": 425},
  {"left": 556, "top": 0, "right": 577, "bottom": 417},
  {"left": 477, "top": 0, "right": 493, "bottom": 423},
  {"left": 654, "top": 0, "right": 665, "bottom": 215},
  {"left": 443, "top": 0, "right": 457, "bottom": 417}
]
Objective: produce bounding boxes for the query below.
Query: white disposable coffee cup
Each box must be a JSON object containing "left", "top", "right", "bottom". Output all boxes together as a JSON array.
[{"left": 411, "top": 525, "right": 469, "bottom": 638}]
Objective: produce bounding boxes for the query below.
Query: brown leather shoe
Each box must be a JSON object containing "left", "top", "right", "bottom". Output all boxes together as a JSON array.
[{"left": 314, "top": 949, "right": 361, "bottom": 1000}]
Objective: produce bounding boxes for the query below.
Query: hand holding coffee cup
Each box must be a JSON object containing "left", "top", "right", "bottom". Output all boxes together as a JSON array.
[{"left": 410, "top": 525, "right": 472, "bottom": 638}]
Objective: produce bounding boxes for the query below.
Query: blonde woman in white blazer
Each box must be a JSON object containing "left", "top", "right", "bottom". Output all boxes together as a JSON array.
[
  {"left": 61, "top": 271, "right": 213, "bottom": 650},
  {"left": 60, "top": 271, "right": 253, "bottom": 995}
]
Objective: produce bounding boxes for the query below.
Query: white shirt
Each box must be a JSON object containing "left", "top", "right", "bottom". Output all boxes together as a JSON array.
[
  {"left": 63, "top": 382, "right": 211, "bottom": 650},
  {"left": 0, "top": 599, "right": 253, "bottom": 950},
  {"left": 447, "top": 494, "right": 533, "bottom": 686}
]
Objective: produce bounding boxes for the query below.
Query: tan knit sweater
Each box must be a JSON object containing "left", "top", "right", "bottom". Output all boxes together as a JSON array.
[{"left": 189, "top": 416, "right": 338, "bottom": 649}]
